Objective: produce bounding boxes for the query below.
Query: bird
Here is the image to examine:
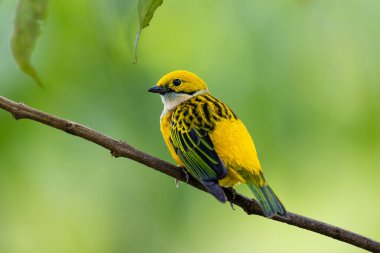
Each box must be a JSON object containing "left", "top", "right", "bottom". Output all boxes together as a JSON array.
[{"left": 148, "top": 70, "right": 287, "bottom": 218}]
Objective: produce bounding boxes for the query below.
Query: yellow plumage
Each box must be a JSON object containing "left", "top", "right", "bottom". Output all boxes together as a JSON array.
[
  {"left": 150, "top": 70, "right": 286, "bottom": 217},
  {"left": 211, "top": 119, "right": 263, "bottom": 186},
  {"left": 161, "top": 106, "right": 263, "bottom": 187}
]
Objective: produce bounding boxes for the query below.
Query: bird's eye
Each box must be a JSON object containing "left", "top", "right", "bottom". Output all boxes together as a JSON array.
[{"left": 173, "top": 79, "right": 182, "bottom": 86}]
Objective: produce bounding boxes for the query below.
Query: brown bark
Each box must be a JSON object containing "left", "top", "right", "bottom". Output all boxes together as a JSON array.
[{"left": 1, "top": 95, "right": 379, "bottom": 252}]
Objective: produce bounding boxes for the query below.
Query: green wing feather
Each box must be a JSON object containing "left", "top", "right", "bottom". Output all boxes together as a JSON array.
[
  {"left": 169, "top": 96, "right": 229, "bottom": 202},
  {"left": 170, "top": 126, "right": 226, "bottom": 180}
]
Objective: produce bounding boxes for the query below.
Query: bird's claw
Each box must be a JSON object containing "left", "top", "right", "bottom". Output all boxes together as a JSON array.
[
  {"left": 175, "top": 167, "right": 189, "bottom": 188},
  {"left": 229, "top": 187, "right": 237, "bottom": 199},
  {"left": 228, "top": 187, "right": 237, "bottom": 210},
  {"left": 181, "top": 166, "right": 190, "bottom": 184}
]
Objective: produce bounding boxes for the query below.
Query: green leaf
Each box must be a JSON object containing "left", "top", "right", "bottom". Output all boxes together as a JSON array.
[
  {"left": 134, "top": 0, "right": 163, "bottom": 63},
  {"left": 11, "top": 0, "right": 49, "bottom": 87}
]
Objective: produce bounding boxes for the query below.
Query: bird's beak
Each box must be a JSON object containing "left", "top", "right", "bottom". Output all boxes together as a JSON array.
[{"left": 148, "top": 85, "right": 166, "bottom": 95}]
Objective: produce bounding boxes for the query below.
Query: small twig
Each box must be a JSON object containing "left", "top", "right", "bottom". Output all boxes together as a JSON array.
[{"left": 0, "top": 95, "right": 379, "bottom": 253}]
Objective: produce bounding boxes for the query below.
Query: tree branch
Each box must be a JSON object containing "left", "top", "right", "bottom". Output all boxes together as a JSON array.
[{"left": 0, "top": 95, "right": 379, "bottom": 253}]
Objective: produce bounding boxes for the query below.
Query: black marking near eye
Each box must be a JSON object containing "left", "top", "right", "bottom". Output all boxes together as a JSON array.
[{"left": 173, "top": 79, "right": 182, "bottom": 86}]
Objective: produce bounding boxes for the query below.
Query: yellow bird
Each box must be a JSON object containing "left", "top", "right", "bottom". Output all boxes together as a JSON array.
[{"left": 148, "top": 70, "right": 286, "bottom": 217}]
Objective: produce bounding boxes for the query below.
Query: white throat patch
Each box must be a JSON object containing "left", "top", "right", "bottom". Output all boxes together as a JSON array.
[{"left": 160, "top": 89, "right": 208, "bottom": 119}]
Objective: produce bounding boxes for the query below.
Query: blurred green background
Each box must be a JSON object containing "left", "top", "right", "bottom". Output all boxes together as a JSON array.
[{"left": 1, "top": 0, "right": 380, "bottom": 252}]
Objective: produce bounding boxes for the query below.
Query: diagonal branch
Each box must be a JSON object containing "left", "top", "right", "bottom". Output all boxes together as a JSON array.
[{"left": 0, "top": 95, "right": 379, "bottom": 253}]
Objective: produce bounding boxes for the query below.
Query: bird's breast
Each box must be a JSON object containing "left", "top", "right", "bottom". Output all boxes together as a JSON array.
[{"left": 160, "top": 112, "right": 183, "bottom": 165}]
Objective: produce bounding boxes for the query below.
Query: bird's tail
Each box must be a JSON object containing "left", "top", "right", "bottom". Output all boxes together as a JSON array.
[{"left": 247, "top": 176, "right": 287, "bottom": 218}]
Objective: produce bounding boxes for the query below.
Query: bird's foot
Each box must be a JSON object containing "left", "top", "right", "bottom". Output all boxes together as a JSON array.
[
  {"left": 229, "top": 201, "right": 235, "bottom": 210},
  {"left": 180, "top": 166, "right": 190, "bottom": 184},
  {"left": 229, "top": 187, "right": 237, "bottom": 199},
  {"left": 228, "top": 187, "right": 237, "bottom": 210},
  {"left": 175, "top": 167, "right": 190, "bottom": 188}
]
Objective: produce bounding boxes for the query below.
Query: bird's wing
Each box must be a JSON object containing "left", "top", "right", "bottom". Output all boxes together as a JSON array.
[
  {"left": 170, "top": 127, "right": 227, "bottom": 181},
  {"left": 169, "top": 98, "right": 230, "bottom": 202}
]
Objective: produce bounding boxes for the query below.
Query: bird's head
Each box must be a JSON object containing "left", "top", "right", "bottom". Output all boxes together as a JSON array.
[
  {"left": 148, "top": 70, "right": 209, "bottom": 115},
  {"left": 148, "top": 70, "right": 208, "bottom": 95}
]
